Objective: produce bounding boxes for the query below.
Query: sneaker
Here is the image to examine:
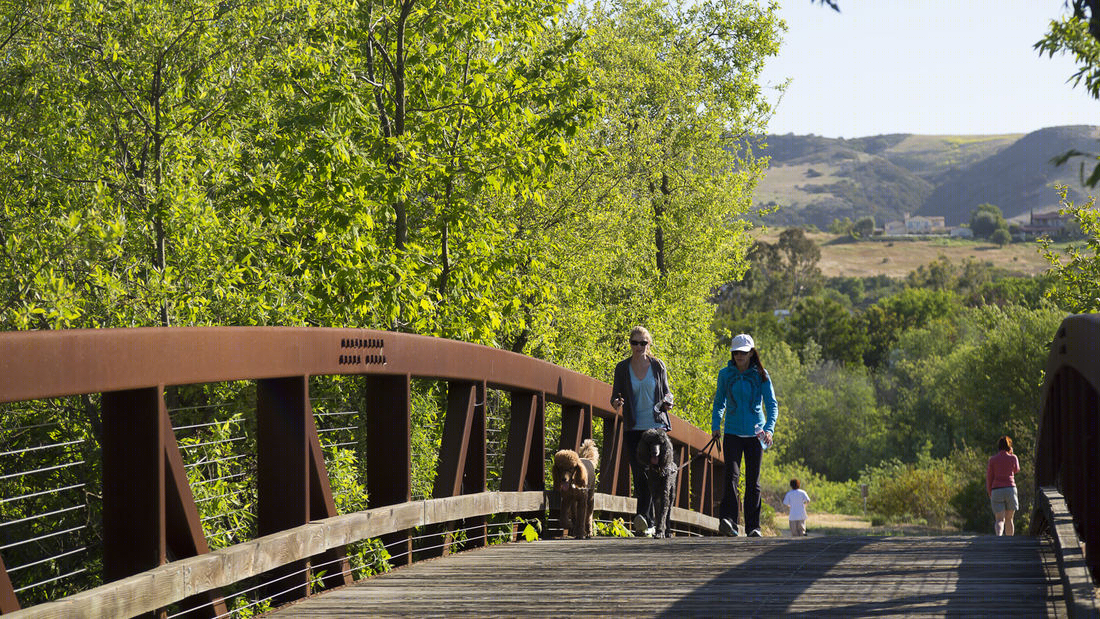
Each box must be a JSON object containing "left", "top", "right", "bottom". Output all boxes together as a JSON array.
[
  {"left": 718, "top": 518, "right": 737, "bottom": 537},
  {"left": 748, "top": 529, "right": 762, "bottom": 537},
  {"left": 644, "top": 526, "right": 656, "bottom": 538},
  {"left": 633, "top": 514, "right": 648, "bottom": 535}
]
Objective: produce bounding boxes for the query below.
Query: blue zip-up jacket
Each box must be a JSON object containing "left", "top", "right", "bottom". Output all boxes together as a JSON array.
[{"left": 711, "top": 361, "right": 778, "bottom": 436}]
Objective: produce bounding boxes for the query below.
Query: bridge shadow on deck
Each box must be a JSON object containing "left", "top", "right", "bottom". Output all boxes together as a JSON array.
[
  {"left": 269, "top": 534, "right": 1064, "bottom": 617},
  {"left": 659, "top": 535, "right": 1060, "bottom": 618}
]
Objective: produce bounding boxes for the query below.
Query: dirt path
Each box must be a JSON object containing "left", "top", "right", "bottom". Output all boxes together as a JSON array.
[{"left": 774, "top": 512, "right": 958, "bottom": 538}]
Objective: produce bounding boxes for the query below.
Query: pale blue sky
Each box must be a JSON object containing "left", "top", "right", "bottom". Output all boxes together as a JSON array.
[{"left": 759, "top": 0, "right": 1100, "bottom": 138}]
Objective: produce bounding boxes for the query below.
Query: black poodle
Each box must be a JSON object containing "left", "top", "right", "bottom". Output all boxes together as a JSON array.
[{"left": 637, "top": 428, "right": 678, "bottom": 538}]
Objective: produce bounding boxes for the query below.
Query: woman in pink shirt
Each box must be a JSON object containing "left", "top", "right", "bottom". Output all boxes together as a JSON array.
[{"left": 986, "top": 436, "right": 1021, "bottom": 536}]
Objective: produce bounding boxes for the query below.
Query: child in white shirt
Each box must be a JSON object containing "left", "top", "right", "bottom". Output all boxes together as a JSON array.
[{"left": 783, "top": 478, "right": 811, "bottom": 537}]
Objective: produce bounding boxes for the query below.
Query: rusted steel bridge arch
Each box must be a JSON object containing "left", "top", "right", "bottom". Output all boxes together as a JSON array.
[
  {"left": 0, "top": 327, "right": 723, "bottom": 617},
  {"left": 1031, "top": 313, "right": 1100, "bottom": 614}
]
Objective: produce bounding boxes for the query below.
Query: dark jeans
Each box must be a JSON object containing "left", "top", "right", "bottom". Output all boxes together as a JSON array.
[
  {"left": 624, "top": 430, "right": 652, "bottom": 525},
  {"left": 719, "top": 434, "right": 763, "bottom": 532}
]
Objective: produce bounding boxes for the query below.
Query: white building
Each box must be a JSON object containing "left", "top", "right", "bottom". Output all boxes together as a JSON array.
[{"left": 884, "top": 212, "right": 947, "bottom": 235}]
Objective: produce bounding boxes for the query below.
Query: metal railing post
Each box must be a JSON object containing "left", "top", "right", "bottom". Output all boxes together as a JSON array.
[
  {"left": 0, "top": 555, "right": 19, "bottom": 614},
  {"left": 431, "top": 380, "right": 487, "bottom": 556},
  {"left": 365, "top": 374, "right": 412, "bottom": 566},
  {"left": 257, "top": 376, "right": 312, "bottom": 603},
  {"left": 101, "top": 387, "right": 165, "bottom": 616}
]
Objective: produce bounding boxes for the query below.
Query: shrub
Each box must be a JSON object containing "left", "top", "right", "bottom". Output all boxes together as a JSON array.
[
  {"left": 761, "top": 460, "right": 862, "bottom": 514},
  {"left": 860, "top": 450, "right": 958, "bottom": 528}
]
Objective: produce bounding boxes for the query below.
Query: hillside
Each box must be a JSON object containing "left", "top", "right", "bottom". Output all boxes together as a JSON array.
[
  {"left": 754, "top": 229, "right": 1055, "bottom": 279},
  {"left": 752, "top": 126, "right": 1099, "bottom": 228}
]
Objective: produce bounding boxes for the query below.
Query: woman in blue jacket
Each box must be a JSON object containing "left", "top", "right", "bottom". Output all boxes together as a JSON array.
[{"left": 711, "top": 333, "right": 778, "bottom": 537}]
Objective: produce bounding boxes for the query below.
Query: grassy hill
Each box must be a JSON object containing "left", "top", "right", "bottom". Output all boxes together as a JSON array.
[
  {"left": 754, "top": 228, "right": 1055, "bottom": 279},
  {"left": 752, "top": 126, "right": 1098, "bottom": 229}
]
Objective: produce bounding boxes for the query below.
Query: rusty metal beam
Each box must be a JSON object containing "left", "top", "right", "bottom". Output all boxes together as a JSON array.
[
  {"left": 0, "top": 329, "right": 612, "bottom": 417},
  {"left": 365, "top": 374, "right": 412, "bottom": 565},
  {"left": 101, "top": 387, "right": 166, "bottom": 589},
  {"left": 307, "top": 413, "right": 352, "bottom": 591},
  {"left": 463, "top": 382, "right": 487, "bottom": 549},
  {"left": 559, "top": 404, "right": 590, "bottom": 453},
  {"left": 435, "top": 382, "right": 479, "bottom": 499},
  {"left": 502, "top": 392, "right": 543, "bottom": 492},
  {"left": 162, "top": 410, "right": 228, "bottom": 617},
  {"left": 0, "top": 328, "right": 717, "bottom": 459},
  {"left": 0, "top": 554, "right": 18, "bottom": 614},
  {"left": 256, "top": 376, "right": 311, "bottom": 602},
  {"left": 598, "top": 416, "right": 624, "bottom": 496},
  {"left": 674, "top": 444, "right": 689, "bottom": 511},
  {"left": 428, "top": 381, "right": 482, "bottom": 558}
]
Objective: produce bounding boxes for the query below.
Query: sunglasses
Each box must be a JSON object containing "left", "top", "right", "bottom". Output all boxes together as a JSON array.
[{"left": 630, "top": 340, "right": 649, "bottom": 346}]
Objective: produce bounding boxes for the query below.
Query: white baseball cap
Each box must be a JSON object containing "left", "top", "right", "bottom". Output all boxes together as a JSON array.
[{"left": 730, "top": 333, "right": 755, "bottom": 352}]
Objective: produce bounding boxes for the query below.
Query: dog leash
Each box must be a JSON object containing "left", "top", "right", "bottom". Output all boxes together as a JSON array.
[{"left": 675, "top": 433, "right": 720, "bottom": 472}]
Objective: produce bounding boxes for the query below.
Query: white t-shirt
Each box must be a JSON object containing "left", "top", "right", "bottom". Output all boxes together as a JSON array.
[{"left": 783, "top": 488, "right": 811, "bottom": 521}]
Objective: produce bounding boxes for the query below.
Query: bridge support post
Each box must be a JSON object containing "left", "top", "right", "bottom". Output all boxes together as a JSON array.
[
  {"left": 598, "top": 416, "right": 625, "bottom": 497},
  {"left": 257, "top": 377, "right": 311, "bottom": 603},
  {"left": 559, "top": 404, "right": 592, "bottom": 453},
  {"left": 430, "top": 381, "right": 487, "bottom": 556},
  {"left": 691, "top": 456, "right": 716, "bottom": 519},
  {"left": 674, "top": 444, "right": 689, "bottom": 536},
  {"left": 502, "top": 391, "right": 544, "bottom": 539},
  {"left": 0, "top": 555, "right": 19, "bottom": 614},
  {"left": 366, "top": 374, "right": 413, "bottom": 566},
  {"left": 102, "top": 386, "right": 227, "bottom": 618}
]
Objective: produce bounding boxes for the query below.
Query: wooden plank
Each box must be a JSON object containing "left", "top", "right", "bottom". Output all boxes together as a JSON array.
[
  {"left": 3, "top": 492, "right": 545, "bottom": 619},
  {"left": 269, "top": 535, "right": 1069, "bottom": 618},
  {"left": 1035, "top": 486, "right": 1100, "bottom": 617}
]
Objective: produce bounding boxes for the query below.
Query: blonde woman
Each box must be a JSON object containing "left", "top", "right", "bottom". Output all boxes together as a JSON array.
[{"left": 610, "top": 326, "right": 673, "bottom": 536}]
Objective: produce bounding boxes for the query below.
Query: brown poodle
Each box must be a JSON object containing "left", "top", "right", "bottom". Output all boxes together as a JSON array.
[{"left": 551, "top": 439, "right": 599, "bottom": 538}]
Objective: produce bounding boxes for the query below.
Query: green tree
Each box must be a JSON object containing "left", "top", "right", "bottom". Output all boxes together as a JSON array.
[
  {"left": 787, "top": 296, "right": 867, "bottom": 365},
  {"left": 862, "top": 288, "right": 960, "bottom": 368},
  {"left": 1041, "top": 189, "right": 1100, "bottom": 312},
  {"left": 536, "top": 0, "right": 784, "bottom": 425},
  {"left": 852, "top": 215, "right": 874, "bottom": 239},
  {"left": 990, "top": 227, "right": 1012, "bottom": 246},
  {"left": 969, "top": 203, "right": 1007, "bottom": 239},
  {"left": 769, "top": 342, "right": 885, "bottom": 481}
]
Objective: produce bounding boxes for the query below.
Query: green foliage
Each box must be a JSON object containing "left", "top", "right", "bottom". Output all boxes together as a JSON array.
[
  {"left": 860, "top": 287, "right": 960, "bottom": 369},
  {"left": 1036, "top": 5, "right": 1100, "bottom": 186},
  {"left": 1041, "top": 188, "right": 1100, "bottom": 312},
  {"left": 347, "top": 539, "right": 393, "bottom": 579},
  {"left": 767, "top": 343, "right": 885, "bottom": 481},
  {"left": 786, "top": 296, "right": 868, "bottom": 365},
  {"left": 715, "top": 227, "right": 823, "bottom": 318},
  {"left": 947, "top": 447, "right": 996, "bottom": 533},
  {"left": 860, "top": 448, "right": 958, "bottom": 528},
  {"left": 969, "top": 203, "right": 1007, "bottom": 239},
  {"left": 828, "top": 217, "right": 854, "bottom": 236},
  {"left": 760, "top": 460, "right": 862, "bottom": 514},
  {"left": 522, "top": 522, "right": 541, "bottom": 542},
  {"left": 596, "top": 517, "right": 633, "bottom": 538},
  {"left": 852, "top": 216, "right": 874, "bottom": 239}
]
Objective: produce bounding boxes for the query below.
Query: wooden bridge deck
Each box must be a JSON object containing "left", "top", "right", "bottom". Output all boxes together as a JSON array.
[{"left": 269, "top": 535, "right": 1068, "bottom": 617}]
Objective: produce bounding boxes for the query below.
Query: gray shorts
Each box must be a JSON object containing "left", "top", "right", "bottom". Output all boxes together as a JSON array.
[
  {"left": 990, "top": 486, "right": 1018, "bottom": 513},
  {"left": 789, "top": 519, "right": 806, "bottom": 537}
]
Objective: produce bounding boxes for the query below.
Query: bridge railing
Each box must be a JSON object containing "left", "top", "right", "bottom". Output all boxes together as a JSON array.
[
  {"left": 1030, "top": 314, "right": 1100, "bottom": 607},
  {"left": 0, "top": 327, "right": 724, "bottom": 617}
]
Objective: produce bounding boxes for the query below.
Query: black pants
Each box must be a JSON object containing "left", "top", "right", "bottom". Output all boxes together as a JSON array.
[
  {"left": 624, "top": 430, "right": 652, "bottom": 524},
  {"left": 719, "top": 434, "right": 763, "bottom": 532}
]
